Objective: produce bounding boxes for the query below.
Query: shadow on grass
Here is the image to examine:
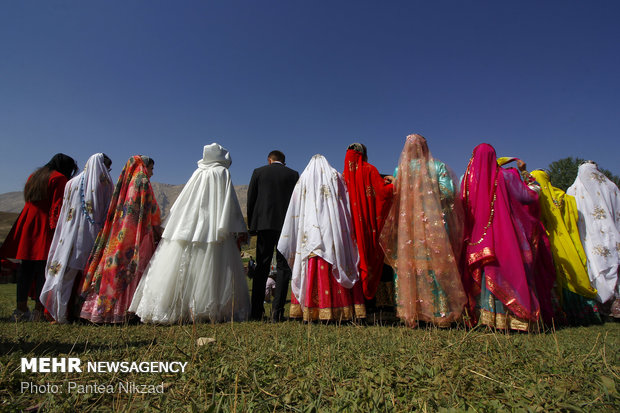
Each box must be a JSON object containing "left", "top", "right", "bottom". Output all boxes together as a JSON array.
[{"left": 0, "top": 338, "right": 155, "bottom": 356}]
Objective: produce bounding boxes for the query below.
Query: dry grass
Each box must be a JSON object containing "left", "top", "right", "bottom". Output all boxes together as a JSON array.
[{"left": 0, "top": 284, "right": 618, "bottom": 412}]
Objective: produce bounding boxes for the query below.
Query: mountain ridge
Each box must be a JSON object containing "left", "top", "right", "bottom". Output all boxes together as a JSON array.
[{"left": 0, "top": 183, "right": 249, "bottom": 220}]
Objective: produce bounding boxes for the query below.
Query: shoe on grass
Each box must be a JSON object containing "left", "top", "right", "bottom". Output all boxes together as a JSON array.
[{"left": 10, "top": 308, "right": 32, "bottom": 322}]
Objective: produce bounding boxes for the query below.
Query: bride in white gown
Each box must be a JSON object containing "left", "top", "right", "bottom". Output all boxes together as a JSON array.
[{"left": 130, "top": 143, "right": 250, "bottom": 323}]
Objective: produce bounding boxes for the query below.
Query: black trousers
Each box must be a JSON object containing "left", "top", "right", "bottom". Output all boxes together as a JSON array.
[
  {"left": 17, "top": 260, "right": 46, "bottom": 306},
  {"left": 251, "top": 230, "right": 291, "bottom": 321}
]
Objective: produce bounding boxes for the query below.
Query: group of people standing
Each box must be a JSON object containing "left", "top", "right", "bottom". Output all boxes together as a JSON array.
[{"left": 1, "top": 136, "right": 619, "bottom": 331}]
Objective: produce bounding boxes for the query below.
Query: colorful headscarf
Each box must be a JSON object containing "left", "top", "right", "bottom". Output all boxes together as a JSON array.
[{"left": 79, "top": 155, "right": 161, "bottom": 323}]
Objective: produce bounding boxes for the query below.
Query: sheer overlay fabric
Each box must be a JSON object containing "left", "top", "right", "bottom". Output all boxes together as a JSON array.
[{"left": 380, "top": 134, "right": 466, "bottom": 326}]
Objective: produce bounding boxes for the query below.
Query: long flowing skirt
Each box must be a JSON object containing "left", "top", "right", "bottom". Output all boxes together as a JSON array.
[
  {"left": 40, "top": 267, "right": 80, "bottom": 323},
  {"left": 129, "top": 238, "right": 250, "bottom": 324},
  {"left": 289, "top": 256, "right": 365, "bottom": 321},
  {"left": 476, "top": 272, "right": 534, "bottom": 331},
  {"left": 560, "top": 288, "right": 602, "bottom": 325}
]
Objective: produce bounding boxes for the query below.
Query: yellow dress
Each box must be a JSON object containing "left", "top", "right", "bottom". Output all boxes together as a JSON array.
[{"left": 530, "top": 170, "right": 597, "bottom": 300}]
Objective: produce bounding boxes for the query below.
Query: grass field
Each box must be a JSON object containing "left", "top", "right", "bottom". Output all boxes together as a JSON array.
[{"left": 0, "top": 283, "right": 618, "bottom": 412}]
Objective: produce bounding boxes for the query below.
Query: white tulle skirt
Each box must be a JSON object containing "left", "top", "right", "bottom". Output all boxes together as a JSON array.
[{"left": 129, "top": 238, "right": 250, "bottom": 324}]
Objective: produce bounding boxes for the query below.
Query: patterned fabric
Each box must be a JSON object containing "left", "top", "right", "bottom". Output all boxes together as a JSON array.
[
  {"left": 278, "top": 154, "right": 360, "bottom": 312},
  {"left": 40, "top": 154, "right": 114, "bottom": 323},
  {"left": 343, "top": 149, "right": 393, "bottom": 300},
  {"left": 79, "top": 156, "right": 161, "bottom": 323},
  {"left": 499, "top": 162, "right": 557, "bottom": 325},
  {"left": 289, "top": 256, "right": 365, "bottom": 321},
  {"left": 380, "top": 134, "right": 466, "bottom": 327},
  {"left": 567, "top": 162, "right": 620, "bottom": 304}
]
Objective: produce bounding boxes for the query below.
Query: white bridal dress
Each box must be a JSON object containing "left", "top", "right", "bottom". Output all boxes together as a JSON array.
[{"left": 130, "top": 144, "right": 250, "bottom": 323}]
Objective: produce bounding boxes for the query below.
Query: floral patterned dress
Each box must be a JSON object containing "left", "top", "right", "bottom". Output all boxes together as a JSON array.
[{"left": 79, "top": 156, "right": 161, "bottom": 323}]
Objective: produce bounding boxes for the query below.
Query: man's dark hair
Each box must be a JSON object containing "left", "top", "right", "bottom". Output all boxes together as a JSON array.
[{"left": 268, "top": 150, "right": 286, "bottom": 163}]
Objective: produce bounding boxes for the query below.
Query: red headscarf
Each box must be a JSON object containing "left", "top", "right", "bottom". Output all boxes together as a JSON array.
[{"left": 343, "top": 148, "right": 393, "bottom": 300}]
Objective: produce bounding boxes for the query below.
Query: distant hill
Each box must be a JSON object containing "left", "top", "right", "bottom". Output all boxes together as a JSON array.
[
  {"left": 0, "top": 192, "right": 24, "bottom": 213},
  {"left": 0, "top": 211, "right": 20, "bottom": 246},
  {"left": 0, "top": 183, "right": 249, "bottom": 221}
]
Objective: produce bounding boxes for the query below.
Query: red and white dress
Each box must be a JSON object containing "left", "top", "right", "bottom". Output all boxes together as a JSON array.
[{"left": 278, "top": 154, "right": 364, "bottom": 321}]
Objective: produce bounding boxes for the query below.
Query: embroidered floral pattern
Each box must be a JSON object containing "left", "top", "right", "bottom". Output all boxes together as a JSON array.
[
  {"left": 80, "top": 156, "right": 161, "bottom": 323},
  {"left": 66, "top": 207, "right": 74, "bottom": 222},
  {"left": 85, "top": 200, "right": 94, "bottom": 215},
  {"left": 591, "top": 172, "right": 607, "bottom": 183},
  {"left": 365, "top": 185, "right": 375, "bottom": 197},
  {"left": 320, "top": 184, "right": 331, "bottom": 198},
  {"left": 592, "top": 245, "right": 611, "bottom": 257},
  {"left": 48, "top": 261, "right": 62, "bottom": 276},
  {"left": 591, "top": 206, "right": 607, "bottom": 220}
]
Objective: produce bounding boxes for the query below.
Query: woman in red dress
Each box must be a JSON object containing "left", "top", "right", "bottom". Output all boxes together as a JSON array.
[
  {"left": 343, "top": 143, "right": 394, "bottom": 303},
  {"left": 0, "top": 154, "right": 78, "bottom": 321}
]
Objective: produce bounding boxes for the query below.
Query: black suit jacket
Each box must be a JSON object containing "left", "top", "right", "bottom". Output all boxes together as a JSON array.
[{"left": 247, "top": 163, "right": 299, "bottom": 233}]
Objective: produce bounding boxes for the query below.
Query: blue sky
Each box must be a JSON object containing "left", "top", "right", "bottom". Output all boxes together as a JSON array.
[{"left": 1, "top": 1, "right": 618, "bottom": 193}]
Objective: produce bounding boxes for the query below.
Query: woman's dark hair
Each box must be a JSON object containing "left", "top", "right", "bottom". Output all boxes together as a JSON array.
[
  {"left": 46, "top": 153, "right": 78, "bottom": 179},
  {"left": 102, "top": 154, "right": 112, "bottom": 170},
  {"left": 347, "top": 143, "right": 368, "bottom": 161},
  {"left": 24, "top": 153, "right": 77, "bottom": 202}
]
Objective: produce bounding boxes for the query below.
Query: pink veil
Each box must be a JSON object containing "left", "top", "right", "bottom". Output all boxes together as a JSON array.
[
  {"left": 380, "top": 134, "right": 466, "bottom": 325},
  {"left": 461, "top": 144, "right": 540, "bottom": 322}
]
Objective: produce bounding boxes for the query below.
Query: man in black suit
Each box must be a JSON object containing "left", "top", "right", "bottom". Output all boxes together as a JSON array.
[{"left": 247, "top": 150, "right": 299, "bottom": 321}]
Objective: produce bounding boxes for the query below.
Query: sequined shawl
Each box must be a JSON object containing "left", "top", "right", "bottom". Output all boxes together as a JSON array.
[{"left": 380, "top": 134, "right": 466, "bottom": 325}]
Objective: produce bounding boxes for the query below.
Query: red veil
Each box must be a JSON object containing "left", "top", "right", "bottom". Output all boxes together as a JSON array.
[{"left": 343, "top": 149, "right": 393, "bottom": 300}]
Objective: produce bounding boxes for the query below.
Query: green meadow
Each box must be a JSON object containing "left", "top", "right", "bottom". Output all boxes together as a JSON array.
[{"left": 0, "top": 282, "right": 618, "bottom": 412}]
